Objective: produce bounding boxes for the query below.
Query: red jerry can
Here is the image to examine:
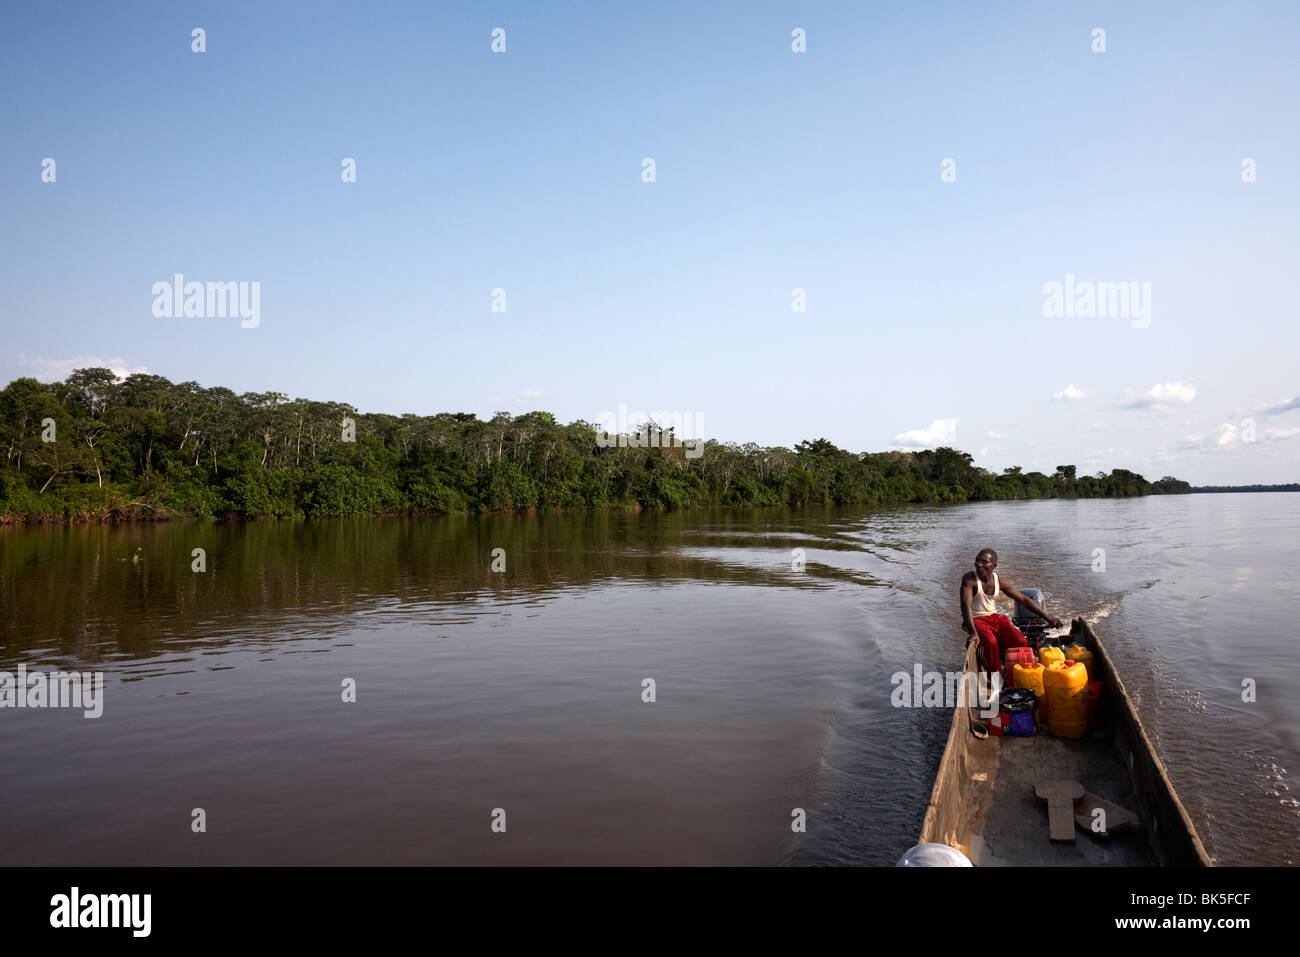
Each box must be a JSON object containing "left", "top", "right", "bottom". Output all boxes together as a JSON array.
[
  {"left": 1002, "top": 647, "right": 1036, "bottom": 686},
  {"left": 1086, "top": 679, "right": 1103, "bottom": 731}
]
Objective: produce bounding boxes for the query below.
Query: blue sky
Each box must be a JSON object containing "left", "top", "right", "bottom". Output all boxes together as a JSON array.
[{"left": 2, "top": 0, "right": 1297, "bottom": 484}]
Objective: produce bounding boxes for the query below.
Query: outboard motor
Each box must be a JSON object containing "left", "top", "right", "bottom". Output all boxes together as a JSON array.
[{"left": 1013, "top": 587, "right": 1048, "bottom": 648}]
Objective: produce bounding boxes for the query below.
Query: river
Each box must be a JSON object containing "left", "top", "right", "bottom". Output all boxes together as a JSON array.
[{"left": 0, "top": 493, "right": 1295, "bottom": 865}]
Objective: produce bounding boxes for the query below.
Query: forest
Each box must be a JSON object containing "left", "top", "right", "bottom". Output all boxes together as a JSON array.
[
  {"left": 1191, "top": 484, "right": 1299, "bottom": 493},
  {"left": 0, "top": 370, "right": 1192, "bottom": 522}
]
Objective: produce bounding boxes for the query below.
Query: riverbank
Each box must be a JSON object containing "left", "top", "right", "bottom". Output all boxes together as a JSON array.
[
  {"left": 1, "top": 372, "right": 1192, "bottom": 525},
  {"left": 0, "top": 485, "right": 1191, "bottom": 526}
]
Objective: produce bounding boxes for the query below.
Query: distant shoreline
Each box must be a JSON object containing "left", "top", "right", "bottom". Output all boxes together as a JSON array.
[
  {"left": 1, "top": 370, "right": 1193, "bottom": 525},
  {"left": 0, "top": 490, "right": 1191, "bottom": 528},
  {"left": 1190, "top": 485, "right": 1300, "bottom": 493}
]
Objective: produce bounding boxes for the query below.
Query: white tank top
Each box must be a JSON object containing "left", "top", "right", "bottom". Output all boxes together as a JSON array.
[{"left": 971, "top": 573, "right": 1000, "bottom": 617}]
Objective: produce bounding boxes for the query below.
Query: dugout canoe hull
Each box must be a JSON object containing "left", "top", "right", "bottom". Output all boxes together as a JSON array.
[{"left": 917, "top": 618, "right": 1212, "bottom": 866}]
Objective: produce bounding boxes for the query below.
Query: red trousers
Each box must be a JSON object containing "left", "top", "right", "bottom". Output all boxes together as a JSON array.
[{"left": 973, "top": 614, "right": 1028, "bottom": 673}]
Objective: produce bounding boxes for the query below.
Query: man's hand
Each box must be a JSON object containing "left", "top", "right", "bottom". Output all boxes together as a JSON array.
[{"left": 1047, "top": 616, "right": 1063, "bottom": 629}]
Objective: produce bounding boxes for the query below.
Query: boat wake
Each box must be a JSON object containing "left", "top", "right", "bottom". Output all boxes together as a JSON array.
[
  {"left": 1036, "top": 595, "right": 1123, "bottom": 643},
  {"left": 1082, "top": 595, "right": 1123, "bottom": 626}
]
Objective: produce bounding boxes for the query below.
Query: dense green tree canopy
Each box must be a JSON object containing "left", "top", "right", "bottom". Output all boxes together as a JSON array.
[{"left": 0, "top": 371, "right": 1191, "bottom": 522}]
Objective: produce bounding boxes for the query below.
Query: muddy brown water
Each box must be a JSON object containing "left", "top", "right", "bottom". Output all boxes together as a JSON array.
[{"left": 1, "top": 494, "right": 1295, "bottom": 864}]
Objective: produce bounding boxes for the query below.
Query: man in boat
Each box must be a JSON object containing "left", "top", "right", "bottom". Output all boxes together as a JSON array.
[{"left": 960, "top": 548, "right": 1061, "bottom": 673}]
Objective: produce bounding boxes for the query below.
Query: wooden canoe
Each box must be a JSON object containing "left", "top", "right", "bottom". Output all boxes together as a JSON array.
[{"left": 917, "top": 618, "right": 1212, "bottom": 866}]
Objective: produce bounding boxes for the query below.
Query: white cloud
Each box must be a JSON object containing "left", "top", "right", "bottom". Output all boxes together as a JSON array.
[
  {"left": 1178, "top": 422, "right": 1260, "bottom": 452},
  {"left": 1264, "top": 426, "right": 1300, "bottom": 441},
  {"left": 1178, "top": 430, "right": 1217, "bottom": 452},
  {"left": 1052, "top": 384, "right": 1089, "bottom": 401},
  {"left": 1120, "top": 381, "right": 1197, "bottom": 412},
  {"left": 1265, "top": 395, "right": 1300, "bottom": 416},
  {"left": 1081, "top": 447, "right": 1117, "bottom": 462},
  {"left": 1177, "top": 420, "right": 1298, "bottom": 454},
  {"left": 986, "top": 431, "right": 1007, "bottom": 439},
  {"left": 488, "top": 389, "right": 551, "bottom": 409},
  {"left": 893, "top": 417, "right": 958, "bottom": 448},
  {"left": 17, "top": 355, "right": 147, "bottom": 382}
]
